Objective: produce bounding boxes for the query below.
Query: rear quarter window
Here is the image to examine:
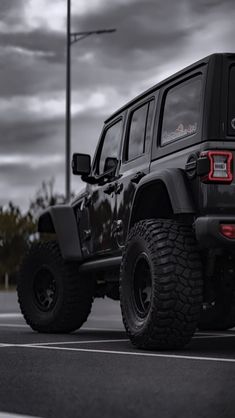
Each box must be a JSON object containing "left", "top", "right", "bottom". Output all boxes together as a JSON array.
[{"left": 161, "top": 76, "right": 202, "bottom": 146}]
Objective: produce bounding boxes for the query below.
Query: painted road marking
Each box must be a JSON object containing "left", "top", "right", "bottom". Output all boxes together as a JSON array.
[
  {"left": 21, "top": 335, "right": 235, "bottom": 346},
  {"left": 82, "top": 327, "right": 124, "bottom": 332},
  {"left": 0, "top": 324, "right": 29, "bottom": 328},
  {"left": 193, "top": 334, "right": 235, "bottom": 338},
  {"left": 0, "top": 412, "right": 42, "bottom": 418},
  {"left": 25, "top": 338, "right": 129, "bottom": 346},
  {"left": 1, "top": 342, "right": 235, "bottom": 363},
  {"left": 0, "top": 344, "right": 14, "bottom": 348},
  {"left": 0, "top": 314, "right": 22, "bottom": 318},
  {"left": 8, "top": 344, "right": 235, "bottom": 363}
]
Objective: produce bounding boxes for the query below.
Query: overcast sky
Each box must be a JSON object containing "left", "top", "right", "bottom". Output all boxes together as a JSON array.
[{"left": 0, "top": 0, "right": 235, "bottom": 210}]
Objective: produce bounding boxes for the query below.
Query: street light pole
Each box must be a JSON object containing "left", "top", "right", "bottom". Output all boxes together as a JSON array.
[{"left": 65, "top": 0, "right": 116, "bottom": 202}]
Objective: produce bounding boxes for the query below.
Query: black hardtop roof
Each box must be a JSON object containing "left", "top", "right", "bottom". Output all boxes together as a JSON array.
[{"left": 105, "top": 52, "right": 235, "bottom": 124}]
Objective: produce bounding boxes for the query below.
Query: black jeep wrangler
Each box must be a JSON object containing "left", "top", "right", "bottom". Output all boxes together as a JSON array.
[{"left": 18, "top": 53, "right": 235, "bottom": 350}]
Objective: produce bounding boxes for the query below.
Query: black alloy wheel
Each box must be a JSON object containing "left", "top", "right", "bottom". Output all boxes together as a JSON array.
[
  {"left": 33, "top": 267, "right": 57, "bottom": 312},
  {"left": 132, "top": 254, "right": 152, "bottom": 318}
]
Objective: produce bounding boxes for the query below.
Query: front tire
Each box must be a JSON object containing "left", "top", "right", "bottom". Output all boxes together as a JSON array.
[
  {"left": 120, "top": 219, "right": 203, "bottom": 350},
  {"left": 18, "top": 241, "right": 94, "bottom": 333}
]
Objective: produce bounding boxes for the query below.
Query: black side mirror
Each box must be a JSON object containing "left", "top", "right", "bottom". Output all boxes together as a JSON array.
[
  {"left": 72, "top": 153, "right": 91, "bottom": 176},
  {"left": 104, "top": 157, "right": 118, "bottom": 175}
]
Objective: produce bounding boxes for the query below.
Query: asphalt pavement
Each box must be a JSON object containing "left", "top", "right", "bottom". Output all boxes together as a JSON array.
[{"left": 0, "top": 292, "right": 235, "bottom": 418}]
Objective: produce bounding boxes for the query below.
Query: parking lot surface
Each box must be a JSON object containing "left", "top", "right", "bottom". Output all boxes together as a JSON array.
[{"left": 0, "top": 292, "right": 235, "bottom": 418}]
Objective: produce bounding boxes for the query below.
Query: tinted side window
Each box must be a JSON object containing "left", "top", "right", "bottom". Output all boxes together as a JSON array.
[
  {"left": 161, "top": 77, "right": 202, "bottom": 145},
  {"left": 126, "top": 101, "right": 154, "bottom": 161},
  {"left": 98, "top": 120, "right": 122, "bottom": 175},
  {"left": 228, "top": 65, "right": 235, "bottom": 136}
]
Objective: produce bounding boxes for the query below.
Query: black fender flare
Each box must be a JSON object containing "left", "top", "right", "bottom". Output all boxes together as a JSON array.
[
  {"left": 38, "top": 205, "right": 82, "bottom": 261},
  {"left": 129, "top": 168, "right": 195, "bottom": 227}
]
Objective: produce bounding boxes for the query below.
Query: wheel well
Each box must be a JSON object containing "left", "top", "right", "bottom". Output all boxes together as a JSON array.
[
  {"left": 38, "top": 212, "right": 55, "bottom": 234},
  {"left": 130, "top": 181, "right": 174, "bottom": 228}
]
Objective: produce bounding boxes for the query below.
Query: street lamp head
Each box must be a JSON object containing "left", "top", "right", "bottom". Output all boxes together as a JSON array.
[
  {"left": 95, "top": 29, "right": 116, "bottom": 34},
  {"left": 70, "top": 28, "right": 117, "bottom": 46}
]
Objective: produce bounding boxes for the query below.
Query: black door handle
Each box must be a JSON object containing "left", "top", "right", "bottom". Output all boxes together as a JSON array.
[
  {"left": 131, "top": 171, "right": 145, "bottom": 184},
  {"left": 104, "top": 183, "right": 116, "bottom": 195}
]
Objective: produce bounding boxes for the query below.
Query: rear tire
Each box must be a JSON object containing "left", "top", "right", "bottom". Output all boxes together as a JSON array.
[
  {"left": 120, "top": 219, "right": 203, "bottom": 350},
  {"left": 17, "top": 241, "right": 94, "bottom": 333}
]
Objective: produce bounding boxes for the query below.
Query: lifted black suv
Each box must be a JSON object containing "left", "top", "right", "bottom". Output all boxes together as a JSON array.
[{"left": 18, "top": 53, "right": 235, "bottom": 349}]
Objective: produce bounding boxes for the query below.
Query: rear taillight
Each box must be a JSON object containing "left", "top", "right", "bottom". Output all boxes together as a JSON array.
[
  {"left": 198, "top": 151, "right": 233, "bottom": 183},
  {"left": 220, "top": 224, "right": 235, "bottom": 239}
]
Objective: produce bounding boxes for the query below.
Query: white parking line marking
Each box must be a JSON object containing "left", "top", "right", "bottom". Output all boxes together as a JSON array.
[
  {"left": 0, "top": 314, "right": 22, "bottom": 318},
  {"left": 0, "top": 344, "right": 13, "bottom": 348},
  {"left": 25, "top": 338, "right": 129, "bottom": 346},
  {"left": 193, "top": 334, "right": 235, "bottom": 339},
  {"left": 7, "top": 343, "right": 235, "bottom": 363},
  {"left": 23, "top": 335, "right": 235, "bottom": 346},
  {"left": 0, "top": 412, "right": 42, "bottom": 418},
  {"left": 82, "top": 327, "right": 124, "bottom": 332},
  {"left": 0, "top": 334, "right": 233, "bottom": 349},
  {"left": 0, "top": 324, "right": 29, "bottom": 328}
]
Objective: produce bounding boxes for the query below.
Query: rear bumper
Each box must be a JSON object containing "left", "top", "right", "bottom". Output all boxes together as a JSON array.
[{"left": 194, "top": 216, "right": 235, "bottom": 248}]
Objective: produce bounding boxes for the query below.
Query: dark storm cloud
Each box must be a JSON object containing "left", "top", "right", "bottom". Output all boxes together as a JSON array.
[
  {"left": 68, "top": 0, "right": 235, "bottom": 105},
  {"left": 0, "top": 117, "right": 64, "bottom": 155},
  {"left": 72, "top": 0, "right": 235, "bottom": 73},
  {"left": 0, "top": 0, "right": 24, "bottom": 13},
  {"left": 191, "top": 0, "right": 235, "bottom": 13},
  {"left": 0, "top": 30, "right": 65, "bottom": 63},
  {"left": 1, "top": 0, "right": 235, "bottom": 100},
  {"left": 73, "top": 0, "right": 195, "bottom": 67},
  {"left": 0, "top": 48, "right": 66, "bottom": 97},
  {"left": 0, "top": 0, "right": 26, "bottom": 24},
  {"left": 0, "top": 111, "right": 104, "bottom": 160},
  {"left": 2, "top": 0, "right": 234, "bottom": 101}
]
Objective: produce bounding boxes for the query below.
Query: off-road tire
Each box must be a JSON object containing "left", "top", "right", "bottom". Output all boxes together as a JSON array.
[
  {"left": 17, "top": 241, "right": 94, "bottom": 333},
  {"left": 120, "top": 219, "right": 203, "bottom": 350}
]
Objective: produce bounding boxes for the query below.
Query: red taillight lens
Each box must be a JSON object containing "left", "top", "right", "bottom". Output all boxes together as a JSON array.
[
  {"left": 199, "top": 151, "right": 233, "bottom": 183},
  {"left": 220, "top": 224, "right": 235, "bottom": 239}
]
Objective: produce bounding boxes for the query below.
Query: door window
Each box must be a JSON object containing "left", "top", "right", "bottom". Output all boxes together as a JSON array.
[
  {"left": 161, "top": 77, "right": 202, "bottom": 145},
  {"left": 125, "top": 101, "right": 154, "bottom": 161},
  {"left": 97, "top": 119, "right": 122, "bottom": 175}
]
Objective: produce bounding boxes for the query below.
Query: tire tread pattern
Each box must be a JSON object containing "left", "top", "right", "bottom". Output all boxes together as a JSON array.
[{"left": 120, "top": 219, "right": 203, "bottom": 349}]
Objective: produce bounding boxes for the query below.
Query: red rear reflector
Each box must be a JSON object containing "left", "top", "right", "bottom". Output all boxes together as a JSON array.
[
  {"left": 220, "top": 224, "right": 235, "bottom": 239},
  {"left": 200, "top": 151, "right": 233, "bottom": 183}
]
